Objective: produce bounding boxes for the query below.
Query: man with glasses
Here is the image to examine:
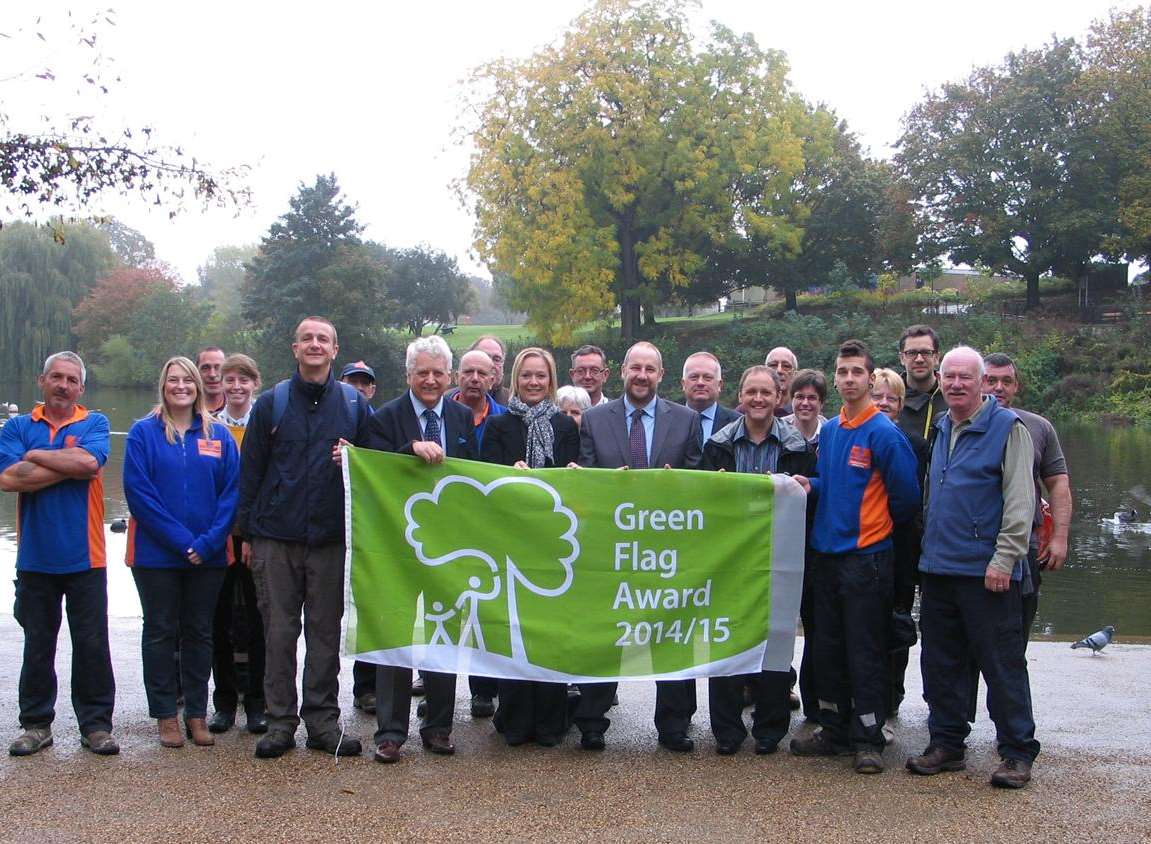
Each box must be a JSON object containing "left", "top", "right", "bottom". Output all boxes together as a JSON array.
[
  {"left": 765, "top": 347, "right": 798, "bottom": 418},
  {"left": 569, "top": 345, "right": 611, "bottom": 406},
  {"left": 896, "top": 325, "right": 948, "bottom": 440}
]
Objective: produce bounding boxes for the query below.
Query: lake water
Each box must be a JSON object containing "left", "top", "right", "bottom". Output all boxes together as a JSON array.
[{"left": 2, "top": 382, "right": 1149, "bottom": 640}]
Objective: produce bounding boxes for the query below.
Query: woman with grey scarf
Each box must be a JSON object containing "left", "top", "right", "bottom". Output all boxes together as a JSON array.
[{"left": 481, "top": 348, "right": 580, "bottom": 745}]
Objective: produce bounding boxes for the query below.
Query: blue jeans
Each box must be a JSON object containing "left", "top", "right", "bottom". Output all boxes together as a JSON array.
[
  {"left": 132, "top": 566, "right": 226, "bottom": 719},
  {"left": 14, "top": 568, "right": 115, "bottom": 735},
  {"left": 811, "top": 549, "right": 893, "bottom": 750},
  {"left": 920, "top": 573, "right": 1040, "bottom": 762}
]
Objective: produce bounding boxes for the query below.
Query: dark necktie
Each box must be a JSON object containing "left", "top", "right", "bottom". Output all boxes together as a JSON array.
[
  {"left": 423, "top": 408, "right": 441, "bottom": 445},
  {"left": 628, "top": 408, "right": 648, "bottom": 469}
]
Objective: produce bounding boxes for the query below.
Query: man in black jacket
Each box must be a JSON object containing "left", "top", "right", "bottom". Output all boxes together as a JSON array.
[
  {"left": 366, "top": 336, "right": 478, "bottom": 763},
  {"left": 238, "top": 317, "right": 372, "bottom": 759},
  {"left": 681, "top": 351, "right": 740, "bottom": 447}
]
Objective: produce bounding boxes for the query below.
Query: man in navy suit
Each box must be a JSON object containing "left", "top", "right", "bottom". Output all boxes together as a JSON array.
[
  {"left": 681, "top": 351, "right": 740, "bottom": 446},
  {"left": 575, "top": 341, "right": 703, "bottom": 753},
  {"left": 365, "top": 335, "right": 477, "bottom": 763}
]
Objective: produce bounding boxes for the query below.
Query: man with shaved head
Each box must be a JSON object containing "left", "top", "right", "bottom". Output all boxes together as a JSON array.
[{"left": 907, "top": 346, "right": 1039, "bottom": 789}]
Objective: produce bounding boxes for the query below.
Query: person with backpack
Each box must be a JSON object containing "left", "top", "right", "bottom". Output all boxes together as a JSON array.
[{"left": 236, "top": 317, "right": 372, "bottom": 759}]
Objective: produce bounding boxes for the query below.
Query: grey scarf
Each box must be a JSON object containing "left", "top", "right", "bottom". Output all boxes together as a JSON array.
[{"left": 507, "top": 396, "right": 559, "bottom": 468}]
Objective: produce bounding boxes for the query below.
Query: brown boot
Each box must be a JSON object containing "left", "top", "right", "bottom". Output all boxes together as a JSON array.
[
  {"left": 158, "top": 717, "right": 184, "bottom": 748},
  {"left": 185, "top": 718, "right": 215, "bottom": 747}
]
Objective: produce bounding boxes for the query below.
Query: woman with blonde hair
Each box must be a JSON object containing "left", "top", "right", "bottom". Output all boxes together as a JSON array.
[
  {"left": 481, "top": 347, "right": 579, "bottom": 745},
  {"left": 123, "top": 356, "right": 240, "bottom": 748}
]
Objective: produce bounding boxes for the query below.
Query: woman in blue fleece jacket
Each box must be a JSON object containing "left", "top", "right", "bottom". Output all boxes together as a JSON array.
[{"left": 124, "top": 356, "right": 239, "bottom": 749}]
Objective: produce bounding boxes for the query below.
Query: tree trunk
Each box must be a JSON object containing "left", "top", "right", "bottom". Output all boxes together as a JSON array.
[
  {"left": 618, "top": 223, "right": 641, "bottom": 340},
  {"left": 785, "top": 288, "right": 798, "bottom": 313},
  {"left": 1024, "top": 270, "right": 1041, "bottom": 310},
  {"left": 642, "top": 302, "right": 657, "bottom": 329}
]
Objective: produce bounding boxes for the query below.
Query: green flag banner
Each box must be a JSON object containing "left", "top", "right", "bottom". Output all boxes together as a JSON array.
[{"left": 342, "top": 448, "right": 807, "bottom": 681}]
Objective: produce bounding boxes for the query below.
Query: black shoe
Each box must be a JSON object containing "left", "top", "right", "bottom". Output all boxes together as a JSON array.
[
  {"left": 854, "top": 748, "right": 885, "bottom": 774},
  {"left": 416, "top": 699, "right": 428, "bottom": 719},
  {"left": 716, "top": 740, "right": 740, "bottom": 756},
  {"left": 754, "top": 738, "right": 779, "bottom": 755},
  {"left": 659, "top": 733, "right": 694, "bottom": 753},
  {"left": 470, "top": 695, "right": 495, "bottom": 718},
  {"left": 246, "top": 711, "right": 268, "bottom": 734},
  {"left": 580, "top": 731, "right": 605, "bottom": 751},
  {"left": 536, "top": 734, "right": 561, "bottom": 747},
  {"left": 208, "top": 711, "right": 235, "bottom": 734},
  {"left": 305, "top": 732, "right": 362, "bottom": 757},
  {"left": 254, "top": 730, "right": 296, "bottom": 759},
  {"left": 353, "top": 693, "right": 377, "bottom": 715}
]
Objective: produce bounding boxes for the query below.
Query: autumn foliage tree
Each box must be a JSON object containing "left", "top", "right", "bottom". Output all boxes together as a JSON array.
[
  {"left": 463, "top": 0, "right": 803, "bottom": 342},
  {"left": 72, "top": 265, "right": 177, "bottom": 358}
]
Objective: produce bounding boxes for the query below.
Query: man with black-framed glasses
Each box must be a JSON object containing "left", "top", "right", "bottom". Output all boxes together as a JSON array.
[
  {"left": 896, "top": 325, "right": 948, "bottom": 440},
  {"left": 569, "top": 344, "right": 611, "bottom": 406}
]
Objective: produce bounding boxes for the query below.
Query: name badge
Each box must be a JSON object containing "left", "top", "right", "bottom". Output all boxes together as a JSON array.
[
  {"left": 198, "top": 439, "right": 223, "bottom": 458},
  {"left": 848, "top": 445, "right": 872, "bottom": 469},
  {"left": 64, "top": 435, "right": 78, "bottom": 448}
]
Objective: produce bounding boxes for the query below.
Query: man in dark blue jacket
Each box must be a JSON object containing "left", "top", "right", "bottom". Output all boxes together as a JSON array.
[
  {"left": 366, "top": 336, "right": 477, "bottom": 763},
  {"left": 237, "top": 317, "right": 372, "bottom": 759}
]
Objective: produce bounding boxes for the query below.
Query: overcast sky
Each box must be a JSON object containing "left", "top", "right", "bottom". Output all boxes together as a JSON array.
[{"left": 4, "top": 0, "right": 1141, "bottom": 284}]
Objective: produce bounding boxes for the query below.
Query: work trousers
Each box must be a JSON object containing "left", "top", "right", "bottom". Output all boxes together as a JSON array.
[
  {"left": 211, "top": 546, "right": 265, "bottom": 715},
  {"left": 575, "top": 680, "right": 697, "bottom": 740},
  {"left": 469, "top": 675, "right": 499, "bottom": 699},
  {"left": 811, "top": 549, "right": 893, "bottom": 751},
  {"left": 797, "top": 559, "right": 818, "bottom": 719},
  {"left": 352, "top": 660, "right": 377, "bottom": 698},
  {"left": 132, "top": 566, "right": 227, "bottom": 719},
  {"left": 920, "top": 573, "right": 1040, "bottom": 763},
  {"left": 495, "top": 679, "right": 567, "bottom": 743},
  {"left": 709, "top": 669, "right": 791, "bottom": 748},
  {"left": 14, "top": 568, "right": 115, "bottom": 735},
  {"left": 374, "top": 667, "right": 455, "bottom": 745},
  {"left": 250, "top": 538, "right": 345, "bottom": 737}
]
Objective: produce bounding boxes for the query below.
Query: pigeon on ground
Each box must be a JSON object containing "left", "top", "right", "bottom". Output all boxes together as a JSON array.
[{"left": 1071, "top": 625, "right": 1115, "bottom": 654}]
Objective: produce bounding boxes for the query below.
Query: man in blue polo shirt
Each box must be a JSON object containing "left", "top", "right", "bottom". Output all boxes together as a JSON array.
[{"left": 0, "top": 351, "right": 117, "bottom": 756}]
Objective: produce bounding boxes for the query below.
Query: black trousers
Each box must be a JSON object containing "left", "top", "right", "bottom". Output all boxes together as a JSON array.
[
  {"left": 469, "top": 675, "right": 499, "bottom": 698},
  {"left": 133, "top": 566, "right": 227, "bottom": 720},
  {"left": 374, "top": 667, "right": 455, "bottom": 745},
  {"left": 14, "top": 568, "right": 115, "bottom": 735},
  {"left": 352, "top": 660, "right": 377, "bottom": 698},
  {"left": 921, "top": 573, "right": 1040, "bottom": 763},
  {"left": 811, "top": 549, "right": 893, "bottom": 750},
  {"left": 709, "top": 669, "right": 791, "bottom": 747},
  {"left": 211, "top": 549, "right": 265, "bottom": 715},
  {"left": 494, "top": 679, "right": 567, "bottom": 742},
  {"left": 797, "top": 560, "right": 818, "bottom": 719},
  {"left": 574, "top": 680, "right": 697, "bottom": 739}
]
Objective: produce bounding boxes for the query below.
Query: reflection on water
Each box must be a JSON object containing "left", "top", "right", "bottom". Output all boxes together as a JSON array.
[{"left": 1, "top": 385, "right": 1150, "bottom": 637}]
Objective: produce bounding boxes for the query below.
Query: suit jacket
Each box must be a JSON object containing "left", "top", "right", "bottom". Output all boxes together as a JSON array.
[
  {"left": 685, "top": 401, "right": 741, "bottom": 446},
  {"left": 366, "top": 391, "right": 477, "bottom": 459},
  {"left": 481, "top": 410, "right": 580, "bottom": 467},
  {"left": 579, "top": 396, "right": 702, "bottom": 469}
]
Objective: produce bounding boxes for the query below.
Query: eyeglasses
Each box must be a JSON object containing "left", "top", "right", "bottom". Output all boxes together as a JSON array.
[
  {"left": 901, "top": 348, "right": 936, "bottom": 359},
  {"left": 571, "top": 367, "right": 605, "bottom": 377}
]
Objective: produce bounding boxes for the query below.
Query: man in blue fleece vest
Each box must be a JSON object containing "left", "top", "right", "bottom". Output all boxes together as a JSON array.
[
  {"left": 906, "top": 346, "right": 1039, "bottom": 789},
  {"left": 789, "top": 339, "right": 920, "bottom": 774}
]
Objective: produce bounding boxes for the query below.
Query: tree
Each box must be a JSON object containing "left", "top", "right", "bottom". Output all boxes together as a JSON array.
[
  {"left": 386, "top": 246, "right": 477, "bottom": 335},
  {"left": 242, "top": 174, "right": 362, "bottom": 371},
  {"left": 1081, "top": 7, "right": 1151, "bottom": 264},
  {"left": 93, "top": 286, "right": 213, "bottom": 386},
  {"left": 72, "top": 265, "right": 177, "bottom": 357},
  {"left": 0, "top": 221, "right": 116, "bottom": 378},
  {"left": 96, "top": 218, "right": 156, "bottom": 267},
  {"left": 197, "top": 243, "right": 257, "bottom": 338},
  {"left": 463, "top": 0, "right": 802, "bottom": 341},
  {"left": 897, "top": 39, "right": 1120, "bottom": 309},
  {"left": 1, "top": 12, "right": 248, "bottom": 222}
]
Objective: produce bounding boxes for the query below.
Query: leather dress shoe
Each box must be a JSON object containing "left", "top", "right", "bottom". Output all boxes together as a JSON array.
[
  {"left": 353, "top": 693, "right": 377, "bottom": 715},
  {"left": 374, "top": 740, "right": 402, "bottom": 763},
  {"left": 246, "top": 711, "right": 268, "bottom": 734},
  {"left": 470, "top": 695, "right": 495, "bottom": 718},
  {"left": 580, "top": 731, "right": 605, "bottom": 751},
  {"left": 659, "top": 734, "right": 694, "bottom": 753},
  {"left": 208, "top": 711, "right": 235, "bottom": 734},
  {"left": 421, "top": 733, "right": 455, "bottom": 755},
  {"left": 716, "top": 740, "right": 740, "bottom": 756},
  {"left": 754, "top": 737, "right": 779, "bottom": 755}
]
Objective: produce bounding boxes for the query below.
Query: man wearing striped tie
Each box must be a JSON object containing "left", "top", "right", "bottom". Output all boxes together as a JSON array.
[{"left": 574, "top": 341, "right": 703, "bottom": 754}]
